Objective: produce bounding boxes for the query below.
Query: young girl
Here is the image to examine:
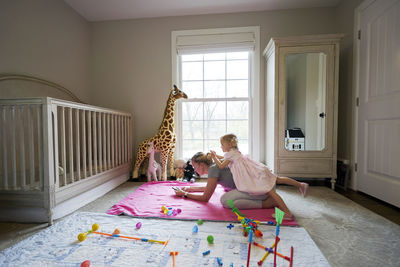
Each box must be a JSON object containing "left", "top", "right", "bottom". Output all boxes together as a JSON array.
[{"left": 210, "top": 134, "right": 309, "bottom": 197}]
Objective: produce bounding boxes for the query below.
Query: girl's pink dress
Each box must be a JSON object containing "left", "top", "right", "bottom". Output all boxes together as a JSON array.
[{"left": 225, "top": 149, "right": 276, "bottom": 195}]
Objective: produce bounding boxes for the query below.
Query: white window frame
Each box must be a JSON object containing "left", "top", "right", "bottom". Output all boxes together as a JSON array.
[{"left": 171, "top": 26, "right": 261, "bottom": 161}]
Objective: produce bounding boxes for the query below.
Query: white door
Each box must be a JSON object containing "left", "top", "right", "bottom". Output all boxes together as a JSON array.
[{"left": 357, "top": 0, "right": 400, "bottom": 207}]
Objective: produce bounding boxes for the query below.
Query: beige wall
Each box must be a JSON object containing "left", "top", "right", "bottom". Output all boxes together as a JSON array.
[
  {"left": 0, "top": 0, "right": 91, "bottom": 102},
  {"left": 90, "top": 8, "right": 337, "bottom": 157},
  {"left": 0, "top": 0, "right": 363, "bottom": 170}
]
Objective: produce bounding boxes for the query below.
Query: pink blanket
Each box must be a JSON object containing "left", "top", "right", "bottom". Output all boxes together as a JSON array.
[{"left": 107, "top": 181, "right": 297, "bottom": 226}]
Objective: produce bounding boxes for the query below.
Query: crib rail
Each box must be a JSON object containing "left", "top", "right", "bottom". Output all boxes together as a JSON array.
[{"left": 0, "top": 97, "right": 132, "bottom": 221}]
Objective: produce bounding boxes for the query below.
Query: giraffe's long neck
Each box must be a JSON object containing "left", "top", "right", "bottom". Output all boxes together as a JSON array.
[
  {"left": 159, "top": 96, "right": 176, "bottom": 131},
  {"left": 148, "top": 150, "right": 155, "bottom": 165}
]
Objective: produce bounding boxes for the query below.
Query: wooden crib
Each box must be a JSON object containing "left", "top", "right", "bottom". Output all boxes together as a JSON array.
[{"left": 0, "top": 74, "right": 132, "bottom": 224}]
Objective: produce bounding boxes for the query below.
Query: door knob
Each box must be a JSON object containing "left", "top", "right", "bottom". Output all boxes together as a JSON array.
[{"left": 319, "top": 112, "right": 326, "bottom": 118}]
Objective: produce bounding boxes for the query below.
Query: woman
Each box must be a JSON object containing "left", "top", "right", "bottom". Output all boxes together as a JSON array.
[{"left": 174, "top": 152, "right": 292, "bottom": 218}]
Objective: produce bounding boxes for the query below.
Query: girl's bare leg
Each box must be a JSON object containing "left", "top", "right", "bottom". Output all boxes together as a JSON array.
[
  {"left": 262, "top": 190, "right": 293, "bottom": 219},
  {"left": 276, "top": 177, "right": 309, "bottom": 197}
]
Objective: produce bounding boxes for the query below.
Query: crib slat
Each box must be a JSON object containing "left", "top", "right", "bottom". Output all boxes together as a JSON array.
[
  {"left": 118, "top": 115, "right": 121, "bottom": 165},
  {"left": 60, "top": 107, "right": 67, "bottom": 186},
  {"left": 93, "top": 112, "right": 98, "bottom": 174},
  {"left": 18, "top": 106, "right": 26, "bottom": 189},
  {"left": 1, "top": 106, "right": 8, "bottom": 190},
  {"left": 68, "top": 108, "right": 74, "bottom": 182},
  {"left": 82, "top": 110, "right": 87, "bottom": 178},
  {"left": 98, "top": 112, "right": 102, "bottom": 172},
  {"left": 28, "top": 106, "right": 35, "bottom": 189},
  {"left": 111, "top": 114, "right": 115, "bottom": 168},
  {"left": 11, "top": 106, "right": 17, "bottom": 189},
  {"left": 120, "top": 116, "right": 122, "bottom": 165},
  {"left": 122, "top": 116, "right": 125, "bottom": 164},
  {"left": 124, "top": 116, "right": 128, "bottom": 163},
  {"left": 37, "top": 106, "right": 43, "bottom": 190},
  {"left": 75, "top": 109, "right": 81, "bottom": 181},
  {"left": 88, "top": 111, "right": 93, "bottom": 177},
  {"left": 107, "top": 114, "right": 111, "bottom": 170},
  {"left": 101, "top": 113, "right": 107, "bottom": 171}
]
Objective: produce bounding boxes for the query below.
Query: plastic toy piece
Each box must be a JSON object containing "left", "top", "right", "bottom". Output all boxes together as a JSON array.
[
  {"left": 170, "top": 251, "right": 178, "bottom": 267},
  {"left": 77, "top": 223, "right": 99, "bottom": 242},
  {"left": 113, "top": 229, "right": 120, "bottom": 235},
  {"left": 81, "top": 260, "right": 90, "bottom": 267},
  {"left": 202, "top": 250, "right": 210, "bottom": 256},
  {"left": 227, "top": 223, "right": 234, "bottom": 229},
  {"left": 192, "top": 225, "right": 198, "bottom": 233},
  {"left": 207, "top": 235, "right": 214, "bottom": 244},
  {"left": 77, "top": 225, "right": 168, "bottom": 245},
  {"left": 273, "top": 207, "right": 285, "bottom": 267},
  {"left": 253, "top": 242, "right": 291, "bottom": 261},
  {"left": 246, "top": 229, "right": 253, "bottom": 267},
  {"left": 257, "top": 237, "right": 279, "bottom": 266},
  {"left": 136, "top": 222, "right": 142, "bottom": 229},
  {"left": 217, "top": 257, "right": 223, "bottom": 266},
  {"left": 92, "top": 231, "right": 168, "bottom": 245},
  {"left": 197, "top": 219, "right": 203, "bottom": 225}
]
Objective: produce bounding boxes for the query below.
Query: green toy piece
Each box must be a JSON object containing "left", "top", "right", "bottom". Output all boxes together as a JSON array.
[
  {"left": 197, "top": 219, "right": 204, "bottom": 225},
  {"left": 274, "top": 207, "right": 285, "bottom": 226},
  {"left": 207, "top": 235, "right": 214, "bottom": 244}
]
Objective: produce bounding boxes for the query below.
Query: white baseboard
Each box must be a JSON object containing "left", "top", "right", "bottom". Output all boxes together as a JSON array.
[{"left": 52, "top": 173, "right": 129, "bottom": 220}]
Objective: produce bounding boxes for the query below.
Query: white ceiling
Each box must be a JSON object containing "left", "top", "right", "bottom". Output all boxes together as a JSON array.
[{"left": 64, "top": 0, "right": 342, "bottom": 22}]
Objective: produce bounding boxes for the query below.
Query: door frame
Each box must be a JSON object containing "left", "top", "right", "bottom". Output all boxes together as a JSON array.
[{"left": 351, "top": 0, "right": 375, "bottom": 190}]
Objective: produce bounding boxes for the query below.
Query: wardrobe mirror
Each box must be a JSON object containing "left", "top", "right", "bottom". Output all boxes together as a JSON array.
[{"left": 285, "top": 52, "right": 326, "bottom": 151}]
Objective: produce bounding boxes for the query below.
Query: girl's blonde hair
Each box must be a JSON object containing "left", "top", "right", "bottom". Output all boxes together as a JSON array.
[
  {"left": 220, "top": 134, "right": 238, "bottom": 149},
  {"left": 191, "top": 152, "right": 213, "bottom": 166}
]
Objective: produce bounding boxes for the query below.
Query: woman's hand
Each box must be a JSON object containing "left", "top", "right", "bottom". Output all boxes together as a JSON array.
[{"left": 174, "top": 188, "right": 186, "bottom": 197}]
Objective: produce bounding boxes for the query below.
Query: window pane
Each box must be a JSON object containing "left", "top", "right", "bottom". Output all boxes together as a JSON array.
[
  {"left": 182, "top": 62, "right": 203, "bottom": 80},
  {"left": 182, "top": 102, "right": 203, "bottom": 120},
  {"left": 204, "top": 81, "right": 225, "bottom": 98},
  {"left": 205, "top": 139, "right": 223, "bottom": 155},
  {"left": 183, "top": 140, "right": 203, "bottom": 160},
  {"left": 205, "top": 101, "right": 226, "bottom": 120},
  {"left": 227, "top": 120, "right": 248, "bottom": 139},
  {"left": 237, "top": 139, "right": 249, "bottom": 155},
  {"left": 205, "top": 120, "right": 226, "bottom": 139},
  {"left": 227, "top": 51, "right": 248, "bottom": 60},
  {"left": 182, "top": 121, "right": 203, "bottom": 139},
  {"left": 227, "top": 80, "right": 248, "bottom": 98},
  {"left": 227, "top": 60, "right": 248, "bottom": 79},
  {"left": 182, "top": 54, "right": 203, "bottom": 61},
  {"left": 227, "top": 101, "right": 248, "bottom": 119},
  {"left": 183, "top": 81, "right": 203, "bottom": 98},
  {"left": 204, "top": 61, "right": 225, "bottom": 80},
  {"left": 204, "top": 53, "right": 225, "bottom": 60}
]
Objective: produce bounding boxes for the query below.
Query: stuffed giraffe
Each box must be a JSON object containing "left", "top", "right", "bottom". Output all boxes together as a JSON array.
[
  {"left": 146, "top": 141, "right": 161, "bottom": 182},
  {"left": 132, "top": 85, "right": 188, "bottom": 180}
]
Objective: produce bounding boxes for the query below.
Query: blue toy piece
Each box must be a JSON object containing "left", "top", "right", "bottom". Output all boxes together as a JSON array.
[
  {"left": 192, "top": 225, "right": 198, "bottom": 233},
  {"left": 227, "top": 223, "right": 234, "bottom": 229},
  {"left": 202, "top": 250, "right": 210, "bottom": 256},
  {"left": 216, "top": 257, "right": 223, "bottom": 266}
]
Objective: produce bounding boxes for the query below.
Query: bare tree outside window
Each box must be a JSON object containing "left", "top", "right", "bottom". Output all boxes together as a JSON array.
[{"left": 180, "top": 52, "right": 250, "bottom": 159}]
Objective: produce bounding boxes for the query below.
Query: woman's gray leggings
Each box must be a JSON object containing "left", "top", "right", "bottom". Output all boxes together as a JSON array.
[{"left": 220, "top": 189, "right": 268, "bottom": 209}]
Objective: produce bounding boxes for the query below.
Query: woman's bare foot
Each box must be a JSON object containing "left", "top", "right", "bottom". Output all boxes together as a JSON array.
[{"left": 299, "top": 182, "right": 309, "bottom": 197}]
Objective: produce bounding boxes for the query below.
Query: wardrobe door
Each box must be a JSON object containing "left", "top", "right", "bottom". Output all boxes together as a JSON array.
[{"left": 277, "top": 44, "right": 335, "bottom": 159}]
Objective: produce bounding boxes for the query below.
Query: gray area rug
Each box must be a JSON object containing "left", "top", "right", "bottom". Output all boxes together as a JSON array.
[{"left": 1, "top": 183, "right": 399, "bottom": 266}]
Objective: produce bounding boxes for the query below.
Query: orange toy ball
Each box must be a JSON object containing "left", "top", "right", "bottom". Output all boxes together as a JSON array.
[{"left": 113, "top": 229, "right": 120, "bottom": 235}]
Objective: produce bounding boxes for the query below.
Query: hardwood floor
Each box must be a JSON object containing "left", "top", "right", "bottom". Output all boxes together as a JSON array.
[
  {"left": 334, "top": 187, "right": 400, "bottom": 225},
  {"left": 302, "top": 178, "right": 400, "bottom": 225}
]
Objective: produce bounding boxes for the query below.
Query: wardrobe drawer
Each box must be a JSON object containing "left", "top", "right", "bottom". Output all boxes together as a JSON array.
[{"left": 277, "top": 159, "right": 332, "bottom": 176}]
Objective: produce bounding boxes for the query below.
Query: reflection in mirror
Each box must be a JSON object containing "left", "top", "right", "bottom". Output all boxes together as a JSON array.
[{"left": 285, "top": 52, "right": 326, "bottom": 151}]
